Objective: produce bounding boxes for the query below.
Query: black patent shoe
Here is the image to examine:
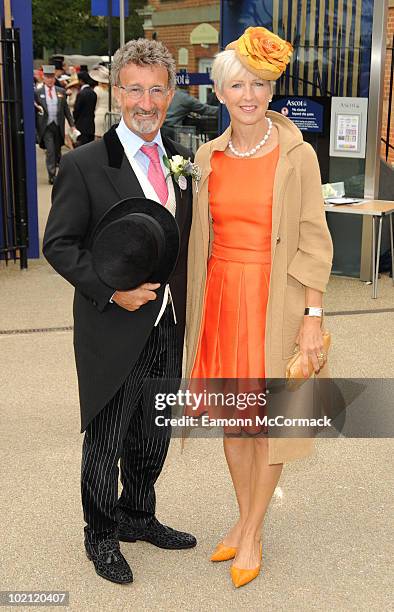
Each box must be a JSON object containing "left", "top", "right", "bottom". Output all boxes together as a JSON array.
[
  {"left": 118, "top": 513, "right": 197, "bottom": 550},
  {"left": 85, "top": 538, "right": 133, "bottom": 584}
]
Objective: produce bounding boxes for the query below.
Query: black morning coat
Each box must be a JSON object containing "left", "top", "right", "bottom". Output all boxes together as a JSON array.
[
  {"left": 43, "top": 126, "right": 193, "bottom": 431},
  {"left": 34, "top": 84, "right": 74, "bottom": 147},
  {"left": 73, "top": 86, "right": 97, "bottom": 136}
]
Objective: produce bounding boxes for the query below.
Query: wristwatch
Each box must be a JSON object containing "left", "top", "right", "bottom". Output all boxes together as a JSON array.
[{"left": 304, "top": 307, "right": 323, "bottom": 317}]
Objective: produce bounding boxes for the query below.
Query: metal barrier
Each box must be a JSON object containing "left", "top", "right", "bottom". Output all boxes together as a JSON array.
[
  {"left": 164, "top": 125, "right": 200, "bottom": 154},
  {"left": 195, "top": 115, "right": 219, "bottom": 143},
  {"left": 104, "top": 111, "right": 121, "bottom": 131},
  {"left": 163, "top": 118, "right": 219, "bottom": 153},
  {"left": 0, "top": 23, "right": 28, "bottom": 267}
]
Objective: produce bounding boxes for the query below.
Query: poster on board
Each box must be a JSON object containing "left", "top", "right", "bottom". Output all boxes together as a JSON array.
[{"left": 329, "top": 98, "right": 368, "bottom": 158}]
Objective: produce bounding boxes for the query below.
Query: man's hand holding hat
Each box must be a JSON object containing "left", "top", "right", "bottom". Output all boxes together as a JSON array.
[
  {"left": 112, "top": 282, "right": 161, "bottom": 312},
  {"left": 90, "top": 196, "right": 180, "bottom": 312}
]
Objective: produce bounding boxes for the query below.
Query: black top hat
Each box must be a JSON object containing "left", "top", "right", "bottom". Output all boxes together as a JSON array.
[{"left": 91, "top": 197, "right": 180, "bottom": 291}]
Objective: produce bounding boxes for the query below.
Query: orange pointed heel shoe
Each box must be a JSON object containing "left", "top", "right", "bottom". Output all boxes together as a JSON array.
[
  {"left": 230, "top": 543, "right": 262, "bottom": 588},
  {"left": 210, "top": 542, "right": 237, "bottom": 562}
]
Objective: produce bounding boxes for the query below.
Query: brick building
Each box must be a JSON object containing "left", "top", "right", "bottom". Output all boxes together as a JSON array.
[
  {"left": 139, "top": 0, "right": 220, "bottom": 100},
  {"left": 382, "top": 0, "right": 394, "bottom": 164}
]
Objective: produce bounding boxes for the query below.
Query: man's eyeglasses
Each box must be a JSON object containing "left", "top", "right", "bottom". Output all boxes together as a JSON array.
[{"left": 117, "top": 85, "right": 170, "bottom": 101}]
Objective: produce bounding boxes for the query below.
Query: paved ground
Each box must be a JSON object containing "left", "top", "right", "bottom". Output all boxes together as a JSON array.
[{"left": 0, "top": 147, "right": 392, "bottom": 611}]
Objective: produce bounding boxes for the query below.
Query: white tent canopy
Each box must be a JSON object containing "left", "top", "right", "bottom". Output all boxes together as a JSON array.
[{"left": 63, "top": 54, "right": 110, "bottom": 68}]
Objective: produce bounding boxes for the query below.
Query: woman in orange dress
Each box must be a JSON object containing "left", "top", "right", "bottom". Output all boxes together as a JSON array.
[
  {"left": 191, "top": 147, "right": 277, "bottom": 435},
  {"left": 186, "top": 27, "right": 333, "bottom": 588}
]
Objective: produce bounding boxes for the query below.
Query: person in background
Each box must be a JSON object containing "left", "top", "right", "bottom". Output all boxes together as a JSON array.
[
  {"left": 53, "top": 59, "right": 66, "bottom": 88},
  {"left": 33, "top": 68, "right": 43, "bottom": 86},
  {"left": 207, "top": 89, "right": 220, "bottom": 106},
  {"left": 58, "top": 74, "right": 70, "bottom": 89},
  {"left": 34, "top": 65, "right": 76, "bottom": 184},
  {"left": 88, "top": 64, "right": 120, "bottom": 138},
  {"left": 62, "top": 60, "right": 71, "bottom": 76},
  {"left": 73, "top": 71, "right": 97, "bottom": 146},
  {"left": 64, "top": 74, "right": 80, "bottom": 149},
  {"left": 162, "top": 86, "right": 218, "bottom": 140}
]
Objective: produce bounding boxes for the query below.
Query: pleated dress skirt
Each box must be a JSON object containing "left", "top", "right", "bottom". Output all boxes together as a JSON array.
[{"left": 190, "top": 147, "right": 279, "bottom": 432}]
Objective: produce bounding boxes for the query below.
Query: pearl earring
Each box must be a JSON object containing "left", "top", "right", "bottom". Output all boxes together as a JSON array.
[{"left": 219, "top": 99, "right": 225, "bottom": 104}]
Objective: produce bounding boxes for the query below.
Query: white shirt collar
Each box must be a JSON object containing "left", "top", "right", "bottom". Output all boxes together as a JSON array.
[{"left": 116, "top": 117, "right": 166, "bottom": 160}]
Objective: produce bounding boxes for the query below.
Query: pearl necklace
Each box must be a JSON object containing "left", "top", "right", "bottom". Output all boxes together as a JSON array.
[{"left": 228, "top": 118, "right": 273, "bottom": 158}]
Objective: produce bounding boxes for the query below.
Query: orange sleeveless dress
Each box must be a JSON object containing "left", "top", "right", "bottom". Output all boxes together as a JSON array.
[{"left": 192, "top": 146, "right": 279, "bottom": 380}]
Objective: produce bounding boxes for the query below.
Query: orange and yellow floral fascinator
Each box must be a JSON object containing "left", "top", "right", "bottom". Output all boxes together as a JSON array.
[{"left": 225, "top": 26, "right": 293, "bottom": 81}]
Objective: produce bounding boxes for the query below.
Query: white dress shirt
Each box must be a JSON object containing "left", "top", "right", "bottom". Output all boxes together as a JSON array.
[
  {"left": 45, "top": 84, "right": 58, "bottom": 124},
  {"left": 115, "top": 118, "right": 177, "bottom": 326}
]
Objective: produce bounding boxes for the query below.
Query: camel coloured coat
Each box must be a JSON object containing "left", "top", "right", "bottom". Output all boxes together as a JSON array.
[{"left": 184, "top": 111, "right": 333, "bottom": 464}]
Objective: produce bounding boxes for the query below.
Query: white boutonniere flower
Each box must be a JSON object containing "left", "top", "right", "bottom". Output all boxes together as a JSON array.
[{"left": 163, "top": 154, "right": 202, "bottom": 193}]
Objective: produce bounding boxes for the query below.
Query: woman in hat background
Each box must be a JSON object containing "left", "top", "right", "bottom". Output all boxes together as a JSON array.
[
  {"left": 185, "top": 27, "right": 333, "bottom": 587},
  {"left": 64, "top": 74, "right": 80, "bottom": 148},
  {"left": 89, "top": 64, "right": 120, "bottom": 139}
]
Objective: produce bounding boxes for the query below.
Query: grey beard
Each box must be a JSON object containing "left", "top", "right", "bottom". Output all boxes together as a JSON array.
[{"left": 130, "top": 112, "right": 160, "bottom": 134}]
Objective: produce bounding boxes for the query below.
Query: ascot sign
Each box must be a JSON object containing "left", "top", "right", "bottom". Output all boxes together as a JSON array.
[{"left": 270, "top": 96, "right": 324, "bottom": 133}]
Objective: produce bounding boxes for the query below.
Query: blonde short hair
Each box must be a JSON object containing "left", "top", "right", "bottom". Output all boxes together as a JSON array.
[{"left": 211, "top": 49, "right": 275, "bottom": 95}]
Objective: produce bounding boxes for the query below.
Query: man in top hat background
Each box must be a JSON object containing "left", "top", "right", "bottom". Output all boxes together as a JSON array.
[
  {"left": 53, "top": 58, "right": 67, "bottom": 88},
  {"left": 73, "top": 71, "right": 97, "bottom": 146},
  {"left": 43, "top": 38, "right": 195, "bottom": 585},
  {"left": 34, "top": 65, "right": 77, "bottom": 184}
]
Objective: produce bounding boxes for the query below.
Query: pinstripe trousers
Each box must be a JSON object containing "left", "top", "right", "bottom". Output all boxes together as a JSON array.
[{"left": 81, "top": 306, "right": 180, "bottom": 544}]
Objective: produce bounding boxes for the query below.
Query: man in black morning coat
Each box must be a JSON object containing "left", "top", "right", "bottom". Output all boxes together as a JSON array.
[
  {"left": 73, "top": 71, "right": 97, "bottom": 146},
  {"left": 43, "top": 39, "right": 195, "bottom": 585}
]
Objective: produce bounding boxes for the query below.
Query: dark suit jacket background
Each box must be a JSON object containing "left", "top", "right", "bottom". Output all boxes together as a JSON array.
[
  {"left": 43, "top": 127, "right": 193, "bottom": 432},
  {"left": 34, "top": 84, "right": 74, "bottom": 147},
  {"left": 73, "top": 86, "right": 97, "bottom": 136},
  {"left": 163, "top": 89, "right": 218, "bottom": 128}
]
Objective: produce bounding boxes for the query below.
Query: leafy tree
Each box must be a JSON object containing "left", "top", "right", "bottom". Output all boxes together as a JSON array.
[{"left": 32, "top": 0, "right": 146, "bottom": 58}]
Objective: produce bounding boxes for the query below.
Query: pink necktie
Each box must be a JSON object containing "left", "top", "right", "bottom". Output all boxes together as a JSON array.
[
  {"left": 140, "top": 143, "right": 168, "bottom": 206},
  {"left": 48, "top": 86, "right": 53, "bottom": 99}
]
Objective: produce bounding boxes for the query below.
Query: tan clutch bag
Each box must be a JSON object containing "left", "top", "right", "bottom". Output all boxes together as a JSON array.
[{"left": 286, "top": 331, "right": 331, "bottom": 384}]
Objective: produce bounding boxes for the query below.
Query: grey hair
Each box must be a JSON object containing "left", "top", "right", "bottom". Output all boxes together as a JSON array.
[
  {"left": 111, "top": 38, "right": 177, "bottom": 89},
  {"left": 211, "top": 49, "right": 275, "bottom": 95}
]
